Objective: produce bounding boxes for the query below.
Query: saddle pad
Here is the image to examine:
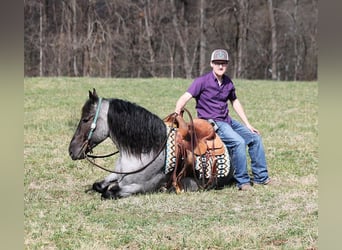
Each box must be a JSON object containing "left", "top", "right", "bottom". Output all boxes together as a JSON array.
[
  {"left": 164, "top": 126, "right": 177, "bottom": 174},
  {"left": 195, "top": 145, "right": 231, "bottom": 179}
]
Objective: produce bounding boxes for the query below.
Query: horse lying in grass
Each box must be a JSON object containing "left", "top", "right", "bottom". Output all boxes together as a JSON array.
[{"left": 69, "top": 89, "right": 234, "bottom": 199}]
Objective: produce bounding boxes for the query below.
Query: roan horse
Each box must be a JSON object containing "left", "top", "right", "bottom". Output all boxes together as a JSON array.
[{"left": 69, "top": 89, "right": 234, "bottom": 199}]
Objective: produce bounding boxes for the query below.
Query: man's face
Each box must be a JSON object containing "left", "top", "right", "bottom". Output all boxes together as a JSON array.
[{"left": 210, "top": 60, "right": 228, "bottom": 76}]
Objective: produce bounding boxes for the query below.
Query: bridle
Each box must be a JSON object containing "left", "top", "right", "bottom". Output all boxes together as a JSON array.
[
  {"left": 81, "top": 97, "right": 175, "bottom": 175},
  {"left": 87, "top": 97, "right": 103, "bottom": 141}
]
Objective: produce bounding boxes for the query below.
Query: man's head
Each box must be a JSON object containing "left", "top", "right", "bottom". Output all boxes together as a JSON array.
[{"left": 210, "top": 49, "right": 229, "bottom": 77}]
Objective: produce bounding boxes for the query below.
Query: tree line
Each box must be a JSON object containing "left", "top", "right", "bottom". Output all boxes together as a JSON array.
[{"left": 24, "top": 0, "right": 318, "bottom": 80}]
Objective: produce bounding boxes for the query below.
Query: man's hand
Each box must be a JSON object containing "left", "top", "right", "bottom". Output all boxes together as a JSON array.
[{"left": 246, "top": 124, "right": 260, "bottom": 134}]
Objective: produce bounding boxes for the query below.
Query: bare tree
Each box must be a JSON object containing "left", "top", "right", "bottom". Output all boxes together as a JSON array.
[
  {"left": 166, "top": 41, "right": 176, "bottom": 79},
  {"left": 266, "top": 0, "right": 278, "bottom": 80},
  {"left": 71, "top": 0, "right": 79, "bottom": 76},
  {"left": 234, "top": 0, "right": 249, "bottom": 79},
  {"left": 170, "top": 0, "right": 198, "bottom": 79},
  {"left": 39, "top": 0, "right": 44, "bottom": 77},
  {"left": 199, "top": 0, "right": 207, "bottom": 75},
  {"left": 142, "top": 0, "right": 156, "bottom": 76}
]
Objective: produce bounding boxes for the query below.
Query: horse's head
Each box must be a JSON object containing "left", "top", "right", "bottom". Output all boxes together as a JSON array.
[{"left": 69, "top": 89, "right": 109, "bottom": 160}]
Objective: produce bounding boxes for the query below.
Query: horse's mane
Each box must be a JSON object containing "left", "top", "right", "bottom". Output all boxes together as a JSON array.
[{"left": 107, "top": 98, "right": 166, "bottom": 156}]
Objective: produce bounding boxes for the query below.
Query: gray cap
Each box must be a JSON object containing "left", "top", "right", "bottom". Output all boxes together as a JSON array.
[{"left": 211, "top": 49, "right": 229, "bottom": 61}]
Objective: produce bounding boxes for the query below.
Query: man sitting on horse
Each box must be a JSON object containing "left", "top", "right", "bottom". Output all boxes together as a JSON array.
[{"left": 174, "top": 49, "right": 272, "bottom": 191}]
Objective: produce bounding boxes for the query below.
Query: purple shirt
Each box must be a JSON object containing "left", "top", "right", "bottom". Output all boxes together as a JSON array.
[{"left": 187, "top": 71, "right": 237, "bottom": 124}]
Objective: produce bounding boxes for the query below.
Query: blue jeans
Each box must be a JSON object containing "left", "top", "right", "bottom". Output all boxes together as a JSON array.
[{"left": 216, "top": 119, "right": 269, "bottom": 187}]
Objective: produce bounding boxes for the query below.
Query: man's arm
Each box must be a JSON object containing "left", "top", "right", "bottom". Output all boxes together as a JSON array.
[
  {"left": 175, "top": 92, "right": 193, "bottom": 114},
  {"left": 231, "top": 99, "right": 260, "bottom": 134}
]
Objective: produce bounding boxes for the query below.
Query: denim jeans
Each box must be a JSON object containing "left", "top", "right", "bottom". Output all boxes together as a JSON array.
[{"left": 215, "top": 119, "right": 269, "bottom": 187}]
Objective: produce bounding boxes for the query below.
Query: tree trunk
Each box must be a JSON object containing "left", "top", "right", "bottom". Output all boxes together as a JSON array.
[
  {"left": 266, "top": 0, "right": 278, "bottom": 80},
  {"left": 82, "top": 1, "right": 92, "bottom": 77},
  {"left": 167, "top": 41, "right": 175, "bottom": 79},
  {"left": 144, "top": 0, "right": 156, "bottom": 77},
  {"left": 235, "top": 0, "right": 248, "bottom": 79},
  {"left": 199, "top": 0, "right": 207, "bottom": 75},
  {"left": 293, "top": 0, "right": 299, "bottom": 81},
  {"left": 170, "top": 0, "right": 192, "bottom": 79},
  {"left": 39, "top": 1, "right": 43, "bottom": 76},
  {"left": 105, "top": 23, "right": 112, "bottom": 78},
  {"left": 72, "top": 0, "right": 79, "bottom": 76}
]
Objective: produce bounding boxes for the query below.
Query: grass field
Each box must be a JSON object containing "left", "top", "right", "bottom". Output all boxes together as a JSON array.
[{"left": 24, "top": 77, "right": 318, "bottom": 249}]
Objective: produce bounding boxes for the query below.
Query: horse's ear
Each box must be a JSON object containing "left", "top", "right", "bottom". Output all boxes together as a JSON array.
[{"left": 88, "top": 88, "right": 99, "bottom": 102}]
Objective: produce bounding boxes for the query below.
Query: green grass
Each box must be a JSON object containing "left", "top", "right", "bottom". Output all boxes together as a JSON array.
[{"left": 24, "top": 77, "right": 318, "bottom": 249}]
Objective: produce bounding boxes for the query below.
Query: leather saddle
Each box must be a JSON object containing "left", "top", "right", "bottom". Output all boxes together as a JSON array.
[
  {"left": 173, "top": 115, "right": 225, "bottom": 156},
  {"left": 163, "top": 113, "right": 226, "bottom": 192}
]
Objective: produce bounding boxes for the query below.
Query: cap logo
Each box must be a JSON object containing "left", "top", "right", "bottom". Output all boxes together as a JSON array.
[{"left": 215, "top": 51, "right": 225, "bottom": 59}]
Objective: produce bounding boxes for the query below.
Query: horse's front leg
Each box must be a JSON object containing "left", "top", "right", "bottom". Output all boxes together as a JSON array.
[{"left": 92, "top": 173, "right": 120, "bottom": 194}]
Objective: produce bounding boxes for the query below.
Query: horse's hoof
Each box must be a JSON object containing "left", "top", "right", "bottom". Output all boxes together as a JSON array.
[
  {"left": 101, "top": 191, "right": 116, "bottom": 200},
  {"left": 159, "top": 186, "right": 168, "bottom": 193},
  {"left": 180, "top": 177, "right": 199, "bottom": 192},
  {"left": 92, "top": 181, "right": 107, "bottom": 193},
  {"left": 101, "top": 182, "right": 120, "bottom": 199},
  {"left": 101, "top": 191, "right": 118, "bottom": 200}
]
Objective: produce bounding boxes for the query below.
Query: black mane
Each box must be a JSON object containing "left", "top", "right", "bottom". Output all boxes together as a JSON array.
[{"left": 107, "top": 98, "right": 166, "bottom": 156}]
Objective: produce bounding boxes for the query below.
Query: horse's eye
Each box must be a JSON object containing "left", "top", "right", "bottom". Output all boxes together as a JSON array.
[{"left": 82, "top": 118, "right": 89, "bottom": 123}]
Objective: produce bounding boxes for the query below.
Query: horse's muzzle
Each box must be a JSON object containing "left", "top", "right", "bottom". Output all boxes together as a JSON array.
[
  {"left": 69, "top": 141, "right": 88, "bottom": 160},
  {"left": 69, "top": 148, "right": 86, "bottom": 160}
]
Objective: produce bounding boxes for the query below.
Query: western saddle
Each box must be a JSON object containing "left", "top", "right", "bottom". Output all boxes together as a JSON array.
[{"left": 163, "top": 111, "right": 227, "bottom": 193}]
